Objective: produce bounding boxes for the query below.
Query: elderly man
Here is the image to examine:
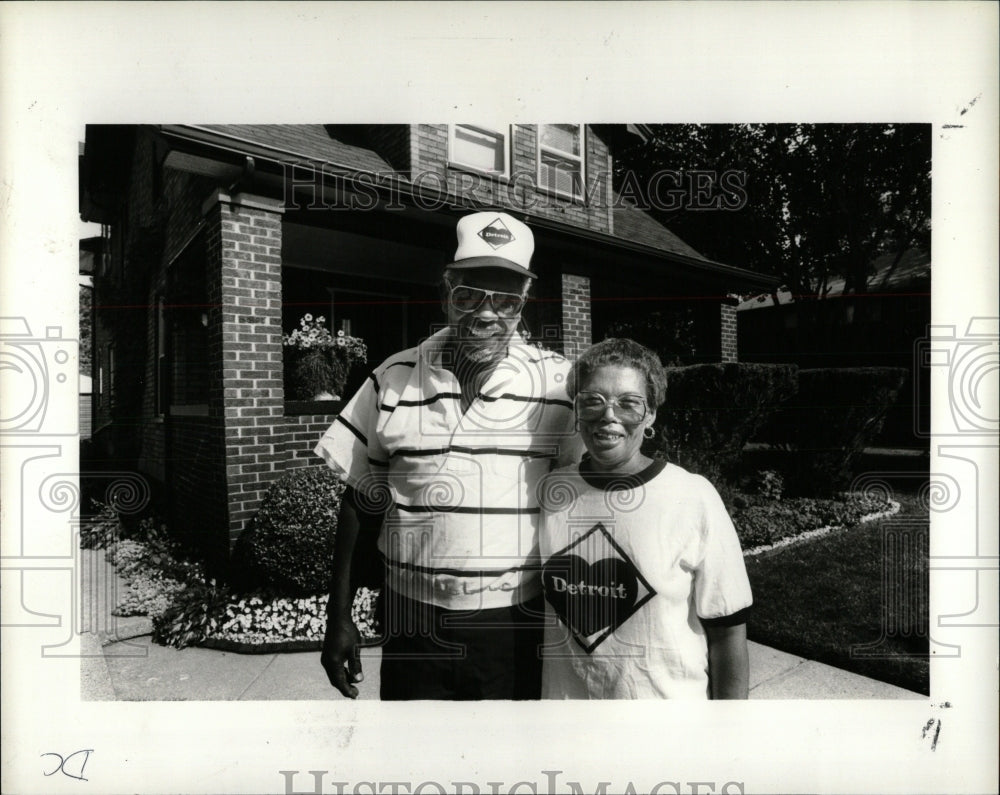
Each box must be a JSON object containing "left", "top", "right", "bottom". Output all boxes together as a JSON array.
[{"left": 316, "top": 211, "right": 581, "bottom": 700}]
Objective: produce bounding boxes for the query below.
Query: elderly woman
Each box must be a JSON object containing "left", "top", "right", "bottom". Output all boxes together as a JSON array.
[{"left": 538, "top": 338, "right": 752, "bottom": 699}]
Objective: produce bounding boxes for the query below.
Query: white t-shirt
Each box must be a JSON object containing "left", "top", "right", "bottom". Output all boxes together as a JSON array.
[{"left": 538, "top": 459, "right": 752, "bottom": 699}]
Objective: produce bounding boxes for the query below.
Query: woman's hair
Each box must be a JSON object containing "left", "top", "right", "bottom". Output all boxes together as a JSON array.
[{"left": 566, "top": 337, "right": 668, "bottom": 408}]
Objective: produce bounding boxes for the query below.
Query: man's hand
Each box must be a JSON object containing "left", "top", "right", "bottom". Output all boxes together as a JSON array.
[{"left": 321, "top": 615, "right": 364, "bottom": 699}]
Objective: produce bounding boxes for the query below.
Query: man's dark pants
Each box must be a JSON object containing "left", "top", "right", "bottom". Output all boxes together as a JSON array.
[{"left": 377, "top": 588, "right": 545, "bottom": 700}]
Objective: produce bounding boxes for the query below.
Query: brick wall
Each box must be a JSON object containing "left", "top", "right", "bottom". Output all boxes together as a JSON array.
[
  {"left": 561, "top": 273, "right": 592, "bottom": 359},
  {"left": 367, "top": 125, "right": 411, "bottom": 174},
  {"left": 168, "top": 415, "right": 227, "bottom": 562},
  {"left": 721, "top": 299, "right": 738, "bottom": 363},
  {"left": 278, "top": 414, "right": 341, "bottom": 470},
  {"left": 202, "top": 191, "right": 285, "bottom": 544}
]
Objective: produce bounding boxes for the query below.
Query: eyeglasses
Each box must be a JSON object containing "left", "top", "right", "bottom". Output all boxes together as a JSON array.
[
  {"left": 446, "top": 280, "right": 527, "bottom": 318},
  {"left": 574, "top": 391, "right": 649, "bottom": 424}
]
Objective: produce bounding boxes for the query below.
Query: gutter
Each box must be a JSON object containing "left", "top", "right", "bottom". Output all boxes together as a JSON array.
[{"left": 525, "top": 215, "right": 779, "bottom": 289}]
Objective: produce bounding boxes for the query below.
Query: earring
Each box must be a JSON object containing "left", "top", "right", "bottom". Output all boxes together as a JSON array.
[{"left": 643, "top": 425, "right": 656, "bottom": 440}]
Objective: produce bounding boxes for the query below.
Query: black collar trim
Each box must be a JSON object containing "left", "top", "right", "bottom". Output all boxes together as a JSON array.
[{"left": 578, "top": 457, "right": 667, "bottom": 491}]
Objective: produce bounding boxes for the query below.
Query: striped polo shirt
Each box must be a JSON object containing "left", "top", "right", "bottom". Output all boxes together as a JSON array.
[{"left": 315, "top": 328, "right": 581, "bottom": 610}]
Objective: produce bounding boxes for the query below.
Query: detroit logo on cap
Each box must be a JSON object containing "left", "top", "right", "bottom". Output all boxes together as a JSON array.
[{"left": 477, "top": 217, "right": 515, "bottom": 249}]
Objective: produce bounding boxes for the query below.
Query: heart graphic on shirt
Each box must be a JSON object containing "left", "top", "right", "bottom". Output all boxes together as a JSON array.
[{"left": 542, "top": 554, "right": 640, "bottom": 638}]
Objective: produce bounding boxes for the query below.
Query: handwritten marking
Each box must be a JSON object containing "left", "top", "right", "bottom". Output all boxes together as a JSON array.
[
  {"left": 41, "top": 749, "right": 93, "bottom": 781},
  {"left": 959, "top": 94, "right": 981, "bottom": 115},
  {"left": 921, "top": 719, "right": 942, "bottom": 751}
]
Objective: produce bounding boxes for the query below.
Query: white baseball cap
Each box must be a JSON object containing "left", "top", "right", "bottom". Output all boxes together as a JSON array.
[{"left": 446, "top": 211, "right": 536, "bottom": 279}]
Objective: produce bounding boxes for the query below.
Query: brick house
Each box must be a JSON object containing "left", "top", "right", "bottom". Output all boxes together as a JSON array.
[{"left": 79, "top": 124, "right": 776, "bottom": 566}]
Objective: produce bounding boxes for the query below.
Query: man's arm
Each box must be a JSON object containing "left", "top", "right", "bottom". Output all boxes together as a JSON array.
[
  {"left": 320, "top": 486, "right": 382, "bottom": 699},
  {"left": 705, "top": 623, "right": 750, "bottom": 699}
]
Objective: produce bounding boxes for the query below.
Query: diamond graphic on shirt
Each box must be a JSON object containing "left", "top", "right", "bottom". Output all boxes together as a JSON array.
[
  {"left": 542, "top": 522, "right": 656, "bottom": 653},
  {"left": 477, "top": 218, "right": 514, "bottom": 249}
]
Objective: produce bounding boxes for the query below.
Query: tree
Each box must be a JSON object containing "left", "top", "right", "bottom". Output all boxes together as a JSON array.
[{"left": 613, "top": 124, "right": 931, "bottom": 300}]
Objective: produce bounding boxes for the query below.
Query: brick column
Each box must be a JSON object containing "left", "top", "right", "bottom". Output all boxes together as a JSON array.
[
  {"left": 721, "top": 298, "right": 738, "bottom": 363},
  {"left": 203, "top": 190, "right": 284, "bottom": 545},
  {"left": 561, "top": 273, "right": 592, "bottom": 359}
]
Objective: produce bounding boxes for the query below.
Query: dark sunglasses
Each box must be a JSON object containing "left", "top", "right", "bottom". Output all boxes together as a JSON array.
[{"left": 446, "top": 280, "right": 527, "bottom": 318}]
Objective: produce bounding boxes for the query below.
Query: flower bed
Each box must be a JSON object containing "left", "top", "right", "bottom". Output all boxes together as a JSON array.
[
  {"left": 91, "top": 486, "right": 894, "bottom": 653},
  {"left": 731, "top": 491, "right": 896, "bottom": 556},
  {"left": 99, "top": 529, "right": 382, "bottom": 652},
  {"left": 195, "top": 589, "right": 382, "bottom": 653}
]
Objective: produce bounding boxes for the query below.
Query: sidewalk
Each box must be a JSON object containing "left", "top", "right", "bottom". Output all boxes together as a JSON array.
[
  {"left": 83, "top": 636, "right": 923, "bottom": 701},
  {"left": 79, "top": 552, "right": 923, "bottom": 701}
]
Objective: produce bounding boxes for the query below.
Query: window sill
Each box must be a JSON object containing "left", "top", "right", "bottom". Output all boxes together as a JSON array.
[{"left": 284, "top": 399, "right": 345, "bottom": 417}]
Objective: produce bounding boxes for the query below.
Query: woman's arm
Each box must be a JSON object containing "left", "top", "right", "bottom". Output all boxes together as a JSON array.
[{"left": 705, "top": 623, "right": 749, "bottom": 699}]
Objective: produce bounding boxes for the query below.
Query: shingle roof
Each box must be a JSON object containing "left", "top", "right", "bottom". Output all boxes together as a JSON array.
[
  {"left": 180, "top": 125, "right": 731, "bottom": 270},
  {"left": 195, "top": 124, "right": 395, "bottom": 173},
  {"left": 611, "top": 202, "right": 708, "bottom": 261}
]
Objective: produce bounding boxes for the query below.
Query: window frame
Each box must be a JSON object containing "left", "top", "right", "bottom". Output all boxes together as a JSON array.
[
  {"left": 447, "top": 124, "right": 512, "bottom": 180},
  {"left": 536, "top": 123, "right": 587, "bottom": 202}
]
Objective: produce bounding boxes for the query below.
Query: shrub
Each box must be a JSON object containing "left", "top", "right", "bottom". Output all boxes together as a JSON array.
[
  {"left": 152, "top": 579, "right": 232, "bottom": 649},
  {"left": 231, "top": 467, "right": 346, "bottom": 595},
  {"left": 80, "top": 500, "right": 124, "bottom": 549},
  {"left": 754, "top": 469, "right": 785, "bottom": 501},
  {"left": 763, "top": 367, "right": 908, "bottom": 495},
  {"left": 651, "top": 362, "right": 798, "bottom": 484},
  {"left": 108, "top": 535, "right": 206, "bottom": 586},
  {"left": 731, "top": 491, "right": 893, "bottom": 550},
  {"left": 115, "top": 571, "right": 187, "bottom": 619}
]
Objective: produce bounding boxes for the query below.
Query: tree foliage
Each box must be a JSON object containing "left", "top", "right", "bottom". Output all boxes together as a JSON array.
[{"left": 613, "top": 124, "right": 931, "bottom": 299}]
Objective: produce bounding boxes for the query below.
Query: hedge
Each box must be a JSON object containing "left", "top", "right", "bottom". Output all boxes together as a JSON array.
[
  {"left": 762, "top": 367, "right": 908, "bottom": 495},
  {"left": 230, "top": 466, "right": 345, "bottom": 595},
  {"left": 651, "top": 362, "right": 799, "bottom": 484}
]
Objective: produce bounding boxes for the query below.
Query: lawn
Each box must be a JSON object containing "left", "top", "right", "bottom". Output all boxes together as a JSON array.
[{"left": 744, "top": 493, "right": 929, "bottom": 694}]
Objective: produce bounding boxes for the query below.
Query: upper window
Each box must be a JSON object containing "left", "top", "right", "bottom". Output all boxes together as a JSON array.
[
  {"left": 537, "top": 124, "right": 585, "bottom": 200},
  {"left": 448, "top": 125, "right": 510, "bottom": 178}
]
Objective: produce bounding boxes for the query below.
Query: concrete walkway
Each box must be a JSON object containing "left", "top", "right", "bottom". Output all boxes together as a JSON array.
[
  {"left": 83, "top": 636, "right": 923, "bottom": 701},
  {"left": 79, "top": 551, "right": 924, "bottom": 701}
]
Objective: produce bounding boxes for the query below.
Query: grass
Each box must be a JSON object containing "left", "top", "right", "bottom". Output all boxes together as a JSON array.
[{"left": 744, "top": 492, "right": 929, "bottom": 694}]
